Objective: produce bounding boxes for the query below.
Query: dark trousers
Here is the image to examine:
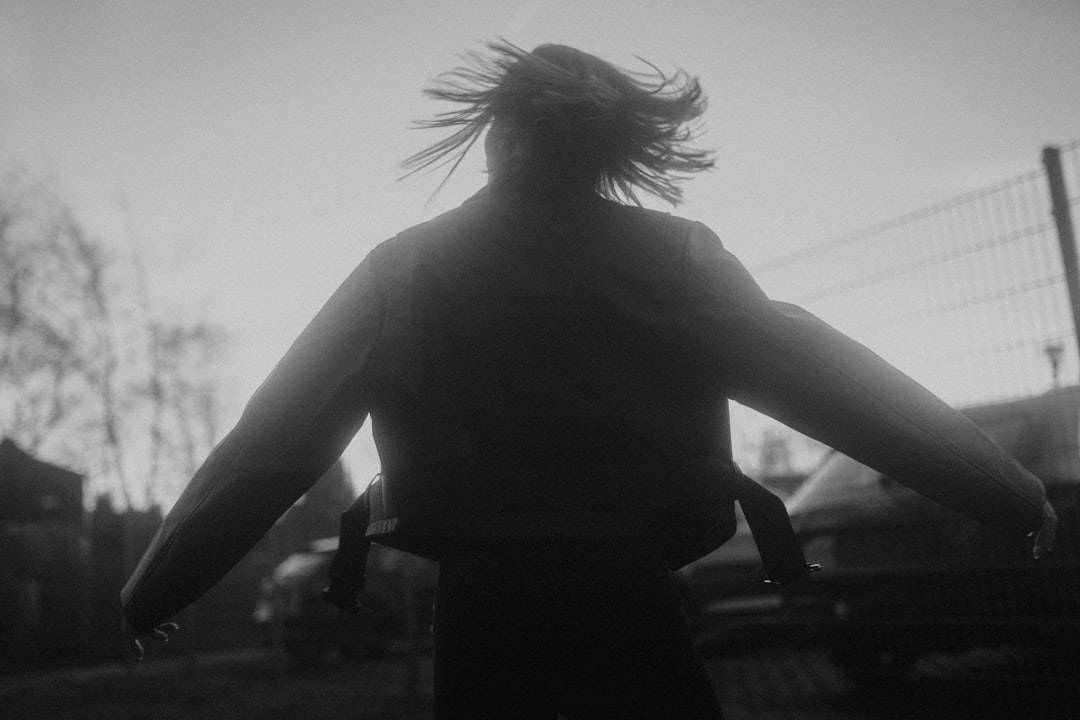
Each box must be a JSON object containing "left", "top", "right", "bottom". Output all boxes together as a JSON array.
[{"left": 432, "top": 541, "right": 725, "bottom": 720}]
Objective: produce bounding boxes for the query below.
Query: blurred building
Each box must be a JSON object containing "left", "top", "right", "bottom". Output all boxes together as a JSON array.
[
  {"left": 0, "top": 444, "right": 361, "bottom": 670},
  {"left": 0, "top": 438, "right": 85, "bottom": 671}
]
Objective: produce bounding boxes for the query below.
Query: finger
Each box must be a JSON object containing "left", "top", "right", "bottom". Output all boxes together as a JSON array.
[
  {"left": 133, "top": 638, "right": 145, "bottom": 661},
  {"left": 153, "top": 622, "right": 180, "bottom": 641}
]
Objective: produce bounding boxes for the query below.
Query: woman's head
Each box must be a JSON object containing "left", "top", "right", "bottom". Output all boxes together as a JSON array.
[{"left": 402, "top": 41, "right": 714, "bottom": 206}]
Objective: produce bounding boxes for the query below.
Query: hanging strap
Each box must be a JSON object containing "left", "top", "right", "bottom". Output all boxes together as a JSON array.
[
  {"left": 321, "top": 478, "right": 377, "bottom": 614},
  {"left": 322, "top": 463, "right": 821, "bottom": 613},
  {"left": 732, "top": 471, "right": 821, "bottom": 586}
]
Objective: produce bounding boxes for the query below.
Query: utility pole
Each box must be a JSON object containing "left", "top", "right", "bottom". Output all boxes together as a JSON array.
[{"left": 1043, "top": 145, "right": 1080, "bottom": 384}]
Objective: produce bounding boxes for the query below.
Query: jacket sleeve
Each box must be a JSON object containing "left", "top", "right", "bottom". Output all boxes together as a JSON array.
[
  {"left": 120, "top": 248, "right": 388, "bottom": 635},
  {"left": 682, "top": 221, "right": 1047, "bottom": 538}
]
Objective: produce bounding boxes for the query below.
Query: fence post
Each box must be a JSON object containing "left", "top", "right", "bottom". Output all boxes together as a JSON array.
[{"left": 1044, "top": 145, "right": 1080, "bottom": 383}]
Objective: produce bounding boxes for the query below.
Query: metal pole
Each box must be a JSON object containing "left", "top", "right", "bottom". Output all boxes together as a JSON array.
[{"left": 1043, "top": 145, "right": 1080, "bottom": 383}]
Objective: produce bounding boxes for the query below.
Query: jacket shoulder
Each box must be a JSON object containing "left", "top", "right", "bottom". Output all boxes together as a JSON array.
[{"left": 605, "top": 203, "right": 719, "bottom": 247}]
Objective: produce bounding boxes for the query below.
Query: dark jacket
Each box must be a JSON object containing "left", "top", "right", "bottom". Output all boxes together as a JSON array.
[{"left": 121, "top": 183, "right": 1048, "bottom": 634}]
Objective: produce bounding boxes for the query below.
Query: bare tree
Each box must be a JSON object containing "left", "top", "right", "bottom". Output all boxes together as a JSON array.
[
  {"left": 733, "top": 412, "right": 829, "bottom": 481},
  {"left": 0, "top": 172, "right": 227, "bottom": 509}
]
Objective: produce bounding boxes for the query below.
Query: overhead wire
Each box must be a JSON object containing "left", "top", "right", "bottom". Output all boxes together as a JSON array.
[{"left": 743, "top": 148, "right": 1078, "bottom": 404}]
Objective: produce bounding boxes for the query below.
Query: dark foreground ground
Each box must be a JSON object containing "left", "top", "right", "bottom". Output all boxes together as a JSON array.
[{"left": 2, "top": 637, "right": 1077, "bottom": 720}]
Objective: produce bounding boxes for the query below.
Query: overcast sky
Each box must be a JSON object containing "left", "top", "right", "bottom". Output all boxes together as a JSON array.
[{"left": 3, "top": 0, "right": 1079, "bottom": 489}]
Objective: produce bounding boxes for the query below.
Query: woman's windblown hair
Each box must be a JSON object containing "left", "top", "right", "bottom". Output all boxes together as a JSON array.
[{"left": 401, "top": 41, "right": 714, "bottom": 206}]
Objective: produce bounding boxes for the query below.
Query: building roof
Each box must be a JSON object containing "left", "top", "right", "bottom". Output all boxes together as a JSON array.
[{"left": 0, "top": 438, "right": 84, "bottom": 523}]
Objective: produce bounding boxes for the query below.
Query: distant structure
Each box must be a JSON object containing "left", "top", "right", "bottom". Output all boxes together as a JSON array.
[
  {"left": 0, "top": 438, "right": 85, "bottom": 670},
  {"left": 0, "top": 441, "right": 358, "bottom": 670},
  {"left": 0, "top": 438, "right": 83, "bottom": 524}
]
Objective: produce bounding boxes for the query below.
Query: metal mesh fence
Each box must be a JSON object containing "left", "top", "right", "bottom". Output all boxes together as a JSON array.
[{"left": 749, "top": 141, "right": 1080, "bottom": 408}]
